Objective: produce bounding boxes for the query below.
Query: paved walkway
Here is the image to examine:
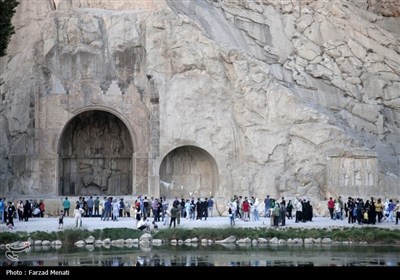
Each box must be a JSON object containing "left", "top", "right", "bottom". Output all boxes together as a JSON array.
[{"left": 2, "top": 215, "right": 399, "bottom": 233}]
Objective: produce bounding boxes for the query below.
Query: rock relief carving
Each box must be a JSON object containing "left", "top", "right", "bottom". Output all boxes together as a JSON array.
[{"left": 60, "top": 111, "right": 133, "bottom": 195}]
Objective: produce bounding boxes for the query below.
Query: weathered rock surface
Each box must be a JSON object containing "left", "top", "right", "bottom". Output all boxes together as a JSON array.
[{"left": 0, "top": 0, "right": 399, "bottom": 215}]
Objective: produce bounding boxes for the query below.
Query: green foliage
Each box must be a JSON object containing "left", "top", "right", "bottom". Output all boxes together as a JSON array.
[
  {"left": 0, "top": 231, "right": 26, "bottom": 243},
  {"left": 100, "top": 228, "right": 139, "bottom": 240},
  {"left": 0, "top": 0, "right": 20, "bottom": 57},
  {"left": 54, "top": 229, "right": 91, "bottom": 247},
  {"left": 1, "top": 227, "right": 400, "bottom": 248},
  {"left": 28, "top": 231, "right": 58, "bottom": 242}
]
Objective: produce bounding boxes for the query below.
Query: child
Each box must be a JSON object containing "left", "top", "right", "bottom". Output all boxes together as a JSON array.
[
  {"left": 58, "top": 210, "right": 64, "bottom": 229},
  {"left": 163, "top": 212, "right": 170, "bottom": 226},
  {"left": 363, "top": 210, "right": 369, "bottom": 224}
]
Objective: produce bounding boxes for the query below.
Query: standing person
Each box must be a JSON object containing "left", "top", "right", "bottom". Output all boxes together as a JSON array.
[
  {"left": 100, "top": 196, "right": 107, "bottom": 220},
  {"left": 202, "top": 198, "right": 209, "bottom": 221},
  {"left": 176, "top": 202, "right": 182, "bottom": 225},
  {"left": 196, "top": 198, "right": 202, "bottom": 220},
  {"left": 81, "top": 197, "right": 87, "bottom": 217},
  {"left": 6, "top": 201, "right": 16, "bottom": 230},
  {"left": 94, "top": 197, "right": 100, "bottom": 217},
  {"left": 294, "top": 198, "right": 303, "bottom": 223},
  {"left": 375, "top": 198, "right": 384, "bottom": 223},
  {"left": 151, "top": 198, "right": 159, "bottom": 221},
  {"left": 38, "top": 200, "right": 45, "bottom": 217},
  {"left": 0, "top": 198, "right": 4, "bottom": 224},
  {"left": 327, "top": 197, "right": 335, "bottom": 219},
  {"left": 74, "top": 203, "right": 84, "bottom": 228},
  {"left": 334, "top": 199, "right": 342, "bottom": 220},
  {"left": 119, "top": 199, "right": 125, "bottom": 218},
  {"left": 273, "top": 203, "right": 280, "bottom": 227},
  {"left": 23, "top": 200, "right": 31, "bottom": 222},
  {"left": 62, "top": 197, "right": 70, "bottom": 217},
  {"left": 253, "top": 198, "right": 260, "bottom": 221},
  {"left": 356, "top": 198, "right": 364, "bottom": 224},
  {"left": 264, "top": 195, "right": 271, "bottom": 218},
  {"left": 184, "top": 200, "right": 191, "bottom": 220},
  {"left": 163, "top": 211, "right": 170, "bottom": 226},
  {"left": 135, "top": 199, "right": 141, "bottom": 221},
  {"left": 161, "top": 199, "right": 168, "bottom": 222},
  {"left": 242, "top": 198, "right": 250, "bottom": 222},
  {"left": 104, "top": 197, "right": 112, "bottom": 221},
  {"left": 347, "top": 197, "right": 355, "bottom": 224},
  {"left": 17, "top": 200, "right": 24, "bottom": 221},
  {"left": 112, "top": 199, "right": 120, "bottom": 221},
  {"left": 169, "top": 205, "right": 179, "bottom": 228},
  {"left": 86, "top": 196, "right": 94, "bottom": 217},
  {"left": 280, "top": 202, "right": 287, "bottom": 226},
  {"left": 125, "top": 200, "right": 131, "bottom": 218},
  {"left": 395, "top": 200, "right": 400, "bottom": 225},
  {"left": 58, "top": 210, "right": 64, "bottom": 229},
  {"left": 387, "top": 199, "right": 395, "bottom": 222},
  {"left": 338, "top": 196, "right": 344, "bottom": 218},
  {"left": 228, "top": 203, "right": 235, "bottom": 226},
  {"left": 208, "top": 196, "right": 214, "bottom": 217},
  {"left": 286, "top": 200, "right": 293, "bottom": 219}
]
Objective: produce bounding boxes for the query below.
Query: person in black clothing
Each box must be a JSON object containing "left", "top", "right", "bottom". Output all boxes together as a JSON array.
[
  {"left": 6, "top": 201, "right": 16, "bottom": 229},
  {"left": 286, "top": 200, "right": 293, "bottom": 219},
  {"left": 23, "top": 200, "right": 31, "bottom": 222},
  {"left": 196, "top": 198, "right": 202, "bottom": 220},
  {"left": 201, "top": 198, "right": 209, "bottom": 220},
  {"left": 58, "top": 210, "right": 65, "bottom": 229}
]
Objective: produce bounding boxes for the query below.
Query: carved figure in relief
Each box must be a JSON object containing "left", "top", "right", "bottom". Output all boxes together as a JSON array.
[
  {"left": 79, "top": 161, "right": 111, "bottom": 195},
  {"left": 353, "top": 160, "right": 362, "bottom": 186},
  {"left": 340, "top": 158, "right": 350, "bottom": 187},
  {"left": 91, "top": 124, "right": 104, "bottom": 156},
  {"left": 109, "top": 123, "right": 122, "bottom": 156},
  {"left": 366, "top": 160, "right": 374, "bottom": 187},
  {"left": 183, "top": 150, "right": 192, "bottom": 174}
]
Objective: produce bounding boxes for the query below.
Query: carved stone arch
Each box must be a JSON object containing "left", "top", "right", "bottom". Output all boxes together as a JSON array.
[
  {"left": 58, "top": 110, "right": 134, "bottom": 196},
  {"left": 159, "top": 145, "right": 219, "bottom": 199}
]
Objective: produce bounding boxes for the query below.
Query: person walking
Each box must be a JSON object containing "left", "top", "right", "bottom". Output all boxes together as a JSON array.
[{"left": 6, "top": 201, "right": 16, "bottom": 230}]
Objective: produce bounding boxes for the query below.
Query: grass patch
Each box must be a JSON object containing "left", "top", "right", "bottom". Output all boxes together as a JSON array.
[{"left": 1, "top": 227, "right": 400, "bottom": 248}]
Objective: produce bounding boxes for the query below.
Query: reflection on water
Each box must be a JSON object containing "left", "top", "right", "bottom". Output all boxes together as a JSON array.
[{"left": 1, "top": 244, "right": 399, "bottom": 267}]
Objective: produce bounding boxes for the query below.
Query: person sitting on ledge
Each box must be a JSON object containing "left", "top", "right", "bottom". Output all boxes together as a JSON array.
[{"left": 137, "top": 217, "right": 150, "bottom": 231}]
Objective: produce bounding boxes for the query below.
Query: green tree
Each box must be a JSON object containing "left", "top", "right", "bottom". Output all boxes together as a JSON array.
[{"left": 0, "top": 0, "right": 20, "bottom": 57}]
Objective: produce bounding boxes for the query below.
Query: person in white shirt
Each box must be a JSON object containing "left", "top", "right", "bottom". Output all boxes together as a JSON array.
[
  {"left": 74, "top": 203, "right": 85, "bottom": 228},
  {"left": 137, "top": 217, "right": 150, "bottom": 231}
]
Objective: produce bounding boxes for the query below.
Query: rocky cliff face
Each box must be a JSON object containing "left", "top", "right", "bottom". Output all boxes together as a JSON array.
[{"left": 0, "top": 0, "right": 399, "bottom": 213}]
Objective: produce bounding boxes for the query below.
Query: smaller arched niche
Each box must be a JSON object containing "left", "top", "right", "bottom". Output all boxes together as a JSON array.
[
  {"left": 159, "top": 146, "right": 219, "bottom": 199},
  {"left": 59, "top": 110, "right": 133, "bottom": 196}
]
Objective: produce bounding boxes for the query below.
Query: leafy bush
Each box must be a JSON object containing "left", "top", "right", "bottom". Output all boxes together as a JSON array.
[{"left": 1, "top": 227, "right": 400, "bottom": 248}]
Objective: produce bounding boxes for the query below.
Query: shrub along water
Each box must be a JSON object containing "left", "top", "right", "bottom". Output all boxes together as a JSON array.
[{"left": 1, "top": 227, "right": 400, "bottom": 247}]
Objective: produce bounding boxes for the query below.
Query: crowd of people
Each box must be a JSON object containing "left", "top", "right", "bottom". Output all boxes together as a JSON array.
[
  {"left": 0, "top": 198, "right": 46, "bottom": 230},
  {"left": 1, "top": 193, "right": 399, "bottom": 231},
  {"left": 327, "top": 196, "right": 400, "bottom": 225}
]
